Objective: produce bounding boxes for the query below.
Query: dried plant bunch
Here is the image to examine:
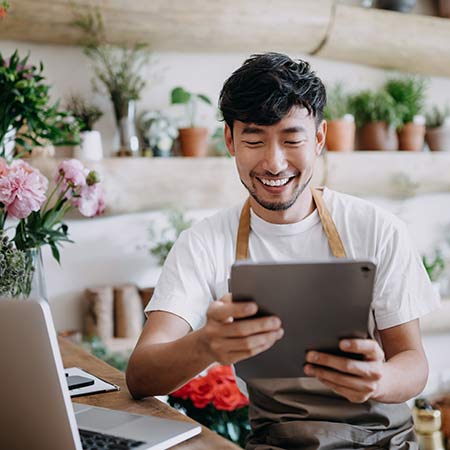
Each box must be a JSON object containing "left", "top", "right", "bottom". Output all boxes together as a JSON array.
[
  {"left": 70, "top": 2, "right": 151, "bottom": 122},
  {"left": 66, "top": 94, "right": 103, "bottom": 132}
]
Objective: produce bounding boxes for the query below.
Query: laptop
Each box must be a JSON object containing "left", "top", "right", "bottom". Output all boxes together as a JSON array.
[{"left": 0, "top": 298, "right": 201, "bottom": 450}]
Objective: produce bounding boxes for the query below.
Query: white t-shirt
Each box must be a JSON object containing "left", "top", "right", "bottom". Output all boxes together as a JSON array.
[{"left": 145, "top": 187, "right": 439, "bottom": 339}]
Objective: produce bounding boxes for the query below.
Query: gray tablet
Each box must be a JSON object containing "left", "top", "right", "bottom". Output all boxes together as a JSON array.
[{"left": 230, "top": 259, "right": 376, "bottom": 380}]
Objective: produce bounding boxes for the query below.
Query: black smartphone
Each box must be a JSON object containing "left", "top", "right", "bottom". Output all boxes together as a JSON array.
[{"left": 66, "top": 375, "right": 95, "bottom": 390}]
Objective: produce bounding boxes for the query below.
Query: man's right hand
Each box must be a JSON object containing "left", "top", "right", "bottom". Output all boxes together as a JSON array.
[{"left": 199, "top": 293, "right": 284, "bottom": 366}]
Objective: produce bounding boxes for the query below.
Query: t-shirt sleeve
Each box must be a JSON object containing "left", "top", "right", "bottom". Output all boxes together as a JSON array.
[
  {"left": 373, "top": 220, "right": 440, "bottom": 330},
  {"left": 144, "top": 229, "right": 215, "bottom": 331}
]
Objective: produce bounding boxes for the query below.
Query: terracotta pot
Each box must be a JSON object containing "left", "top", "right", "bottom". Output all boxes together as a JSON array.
[
  {"left": 178, "top": 127, "right": 209, "bottom": 157},
  {"left": 426, "top": 126, "right": 450, "bottom": 151},
  {"left": 397, "top": 122, "right": 425, "bottom": 151},
  {"left": 326, "top": 119, "right": 355, "bottom": 152},
  {"left": 357, "top": 121, "right": 398, "bottom": 151}
]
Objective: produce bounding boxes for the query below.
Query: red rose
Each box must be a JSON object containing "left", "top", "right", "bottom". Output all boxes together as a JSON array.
[
  {"left": 189, "top": 376, "right": 215, "bottom": 408},
  {"left": 0, "top": 8, "right": 6, "bottom": 19},
  {"left": 207, "top": 365, "right": 235, "bottom": 385},
  {"left": 213, "top": 381, "right": 249, "bottom": 411},
  {"left": 170, "top": 381, "right": 193, "bottom": 400}
]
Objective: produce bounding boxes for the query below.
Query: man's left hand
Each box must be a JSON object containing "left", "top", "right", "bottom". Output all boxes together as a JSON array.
[{"left": 304, "top": 339, "right": 385, "bottom": 403}]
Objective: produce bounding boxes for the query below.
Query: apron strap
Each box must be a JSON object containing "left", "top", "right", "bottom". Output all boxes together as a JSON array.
[
  {"left": 235, "top": 187, "right": 347, "bottom": 260},
  {"left": 311, "top": 188, "right": 347, "bottom": 259}
]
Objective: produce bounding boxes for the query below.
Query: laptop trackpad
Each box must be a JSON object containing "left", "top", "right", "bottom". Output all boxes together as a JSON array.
[{"left": 77, "top": 408, "right": 139, "bottom": 431}]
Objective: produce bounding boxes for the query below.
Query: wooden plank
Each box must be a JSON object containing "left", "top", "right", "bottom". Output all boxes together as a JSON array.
[
  {"left": 317, "top": 4, "right": 450, "bottom": 77},
  {"left": 0, "top": 0, "right": 331, "bottom": 52},
  {"left": 60, "top": 337, "right": 240, "bottom": 450}
]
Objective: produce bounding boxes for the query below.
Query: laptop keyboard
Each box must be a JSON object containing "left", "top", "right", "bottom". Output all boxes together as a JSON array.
[{"left": 79, "top": 429, "right": 145, "bottom": 449}]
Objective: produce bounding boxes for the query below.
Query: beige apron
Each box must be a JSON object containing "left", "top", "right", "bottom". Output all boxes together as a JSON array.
[{"left": 235, "top": 187, "right": 417, "bottom": 450}]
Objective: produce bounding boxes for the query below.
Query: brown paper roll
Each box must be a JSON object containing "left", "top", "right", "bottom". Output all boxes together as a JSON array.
[
  {"left": 83, "top": 286, "right": 114, "bottom": 340},
  {"left": 114, "top": 284, "right": 145, "bottom": 338},
  {"left": 138, "top": 286, "right": 155, "bottom": 311}
]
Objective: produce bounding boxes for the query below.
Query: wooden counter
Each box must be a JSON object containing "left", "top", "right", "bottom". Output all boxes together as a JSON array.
[{"left": 60, "top": 338, "right": 240, "bottom": 450}]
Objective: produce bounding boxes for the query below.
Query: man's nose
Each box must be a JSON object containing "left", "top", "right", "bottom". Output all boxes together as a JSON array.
[{"left": 261, "top": 143, "right": 288, "bottom": 174}]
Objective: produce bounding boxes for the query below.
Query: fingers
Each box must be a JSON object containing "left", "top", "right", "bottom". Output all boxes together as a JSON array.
[
  {"left": 305, "top": 351, "right": 383, "bottom": 380},
  {"left": 222, "top": 316, "right": 282, "bottom": 337},
  {"left": 315, "top": 378, "right": 375, "bottom": 404},
  {"left": 208, "top": 329, "right": 284, "bottom": 365},
  {"left": 339, "top": 339, "right": 385, "bottom": 362},
  {"left": 304, "top": 363, "right": 380, "bottom": 396},
  {"left": 207, "top": 297, "right": 258, "bottom": 322}
]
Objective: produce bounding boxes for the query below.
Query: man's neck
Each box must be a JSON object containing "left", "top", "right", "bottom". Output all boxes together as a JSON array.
[{"left": 249, "top": 188, "right": 316, "bottom": 224}]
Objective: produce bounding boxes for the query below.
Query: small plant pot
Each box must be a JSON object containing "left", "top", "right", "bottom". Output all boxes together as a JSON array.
[
  {"left": 74, "top": 130, "right": 103, "bottom": 161},
  {"left": 425, "top": 126, "right": 450, "bottom": 151},
  {"left": 178, "top": 127, "right": 209, "bottom": 157},
  {"left": 326, "top": 119, "right": 355, "bottom": 152},
  {"left": 358, "top": 121, "right": 398, "bottom": 151},
  {"left": 397, "top": 122, "right": 425, "bottom": 151}
]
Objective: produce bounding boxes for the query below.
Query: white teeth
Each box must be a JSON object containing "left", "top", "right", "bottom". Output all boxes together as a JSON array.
[{"left": 260, "top": 177, "right": 290, "bottom": 187}]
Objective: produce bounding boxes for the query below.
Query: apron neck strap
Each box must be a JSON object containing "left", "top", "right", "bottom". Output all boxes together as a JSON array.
[{"left": 235, "top": 187, "right": 347, "bottom": 260}]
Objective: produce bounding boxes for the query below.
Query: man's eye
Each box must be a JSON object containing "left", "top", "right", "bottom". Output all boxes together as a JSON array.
[
  {"left": 244, "top": 141, "right": 263, "bottom": 145},
  {"left": 285, "top": 141, "right": 304, "bottom": 145}
]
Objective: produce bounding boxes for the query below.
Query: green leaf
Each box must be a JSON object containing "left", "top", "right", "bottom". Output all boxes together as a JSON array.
[
  {"left": 197, "top": 94, "right": 212, "bottom": 105},
  {"left": 171, "top": 86, "right": 191, "bottom": 105}
]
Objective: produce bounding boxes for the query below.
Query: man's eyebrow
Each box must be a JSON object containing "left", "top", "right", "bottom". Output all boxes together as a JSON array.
[
  {"left": 281, "top": 126, "right": 307, "bottom": 133},
  {"left": 241, "top": 126, "right": 265, "bottom": 135}
]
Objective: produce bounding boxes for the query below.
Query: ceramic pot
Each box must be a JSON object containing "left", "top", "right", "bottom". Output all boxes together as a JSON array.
[
  {"left": 358, "top": 121, "right": 398, "bottom": 151},
  {"left": 397, "top": 122, "right": 425, "bottom": 151},
  {"left": 326, "top": 118, "right": 355, "bottom": 152},
  {"left": 178, "top": 127, "right": 209, "bottom": 157},
  {"left": 425, "top": 126, "right": 450, "bottom": 151},
  {"left": 74, "top": 130, "right": 103, "bottom": 161}
]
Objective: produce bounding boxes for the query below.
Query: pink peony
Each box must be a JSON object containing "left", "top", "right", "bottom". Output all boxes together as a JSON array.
[
  {"left": 74, "top": 182, "right": 105, "bottom": 217},
  {"left": 56, "top": 159, "right": 87, "bottom": 189},
  {"left": 0, "top": 160, "right": 48, "bottom": 219}
]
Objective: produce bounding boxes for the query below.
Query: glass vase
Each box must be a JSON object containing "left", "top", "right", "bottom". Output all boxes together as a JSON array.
[
  {"left": 115, "top": 100, "right": 140, "bottom": 157},
  {"left": 22, "top": 248, "right": 48, "bottom": 301}
]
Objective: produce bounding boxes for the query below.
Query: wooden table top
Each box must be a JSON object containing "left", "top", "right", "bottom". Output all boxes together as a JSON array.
[{"left": 60, "top": 337, "right": 240, "bottom": 450}]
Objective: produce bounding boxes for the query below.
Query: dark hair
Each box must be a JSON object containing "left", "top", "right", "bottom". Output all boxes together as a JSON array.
[{"left": 219, "top": 52, "right": 326, "bottom": 131}]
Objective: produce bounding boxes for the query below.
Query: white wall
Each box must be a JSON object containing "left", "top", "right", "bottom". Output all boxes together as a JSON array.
[{"left": 2, "top": 40, "right": 450, "bottom": 155}]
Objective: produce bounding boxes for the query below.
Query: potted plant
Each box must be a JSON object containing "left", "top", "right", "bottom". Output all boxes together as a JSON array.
[
  {"left": 422, "top": 252, "right": 446, "bottom": 297},
  {"left": 66, "top": 94, "right": 104, "bottom": 160},
  {"left": 171, "top": 86, "right": 213, "bottom": 157},
  {"left": 384, "top": 77, "right": 427, "bottom": 151},
  {"left": 425, "top": 104, "right": 450, "bottom": 151},
  {"left": 71, "top": 4, "right": 150, "bottom": 157},
  {"left": 138, "top": 110, "right": 178, "bottom": 157},
  {"left": 324, "top": 83, "right": 355, "bottom": 152},
  {"left": 349, "top": 89, "right": 401, "bottom": 151},
  {"left": 0, "top": 51, "right": 80, "bottom": 160}
]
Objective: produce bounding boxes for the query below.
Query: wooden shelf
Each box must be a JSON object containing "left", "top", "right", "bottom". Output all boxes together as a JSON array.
[
  {"left": 28, "top": 152, "right": 450, "bottom": 216},
  {"left": 1, "top": 2, "right": 450, "bottom": 77}
]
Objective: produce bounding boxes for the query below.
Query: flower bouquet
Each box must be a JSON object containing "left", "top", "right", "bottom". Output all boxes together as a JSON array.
[
  {"left": 0, "top": 157, "right": 104, "bottom": 298},
  {"left": 168, "top": 365, "right": 251, "bottom": 447}
]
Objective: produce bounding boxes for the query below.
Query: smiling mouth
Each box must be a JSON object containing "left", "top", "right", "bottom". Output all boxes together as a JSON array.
[{"left": 256, "top": 176, "right": 296, "bottom": 188}]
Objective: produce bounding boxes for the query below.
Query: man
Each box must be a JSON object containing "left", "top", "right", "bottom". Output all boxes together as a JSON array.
[{"left": 127, "top": 53, "right": 439, "bottom": 449}]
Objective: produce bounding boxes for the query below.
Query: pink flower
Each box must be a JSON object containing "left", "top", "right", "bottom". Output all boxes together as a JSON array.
[
  {"left": 56, "top": 159, "right": 86, "bottom": 189},
  {"left": 0, "top": 160, "right": 48, "bottom": 219},
  {"left": 75, "top": 182, "right": 105, "bottom": 217}
]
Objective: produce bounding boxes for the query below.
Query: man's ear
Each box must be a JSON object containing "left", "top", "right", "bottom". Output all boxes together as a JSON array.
[
  {"left": 224, "top": 123, "right": 235, "bottom": 157},
  {"left": 315, "top": 120, "right": 327, "bottom": 156}
]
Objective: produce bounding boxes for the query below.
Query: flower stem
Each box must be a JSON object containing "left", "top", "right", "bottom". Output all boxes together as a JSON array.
[{"left": 41, "top": 178, "right": 63, "bottom": 216}]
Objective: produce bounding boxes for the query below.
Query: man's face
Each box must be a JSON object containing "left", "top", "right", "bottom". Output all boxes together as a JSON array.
[{"left": 225, "top": 106, "right": 326, "bottom": 213}]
